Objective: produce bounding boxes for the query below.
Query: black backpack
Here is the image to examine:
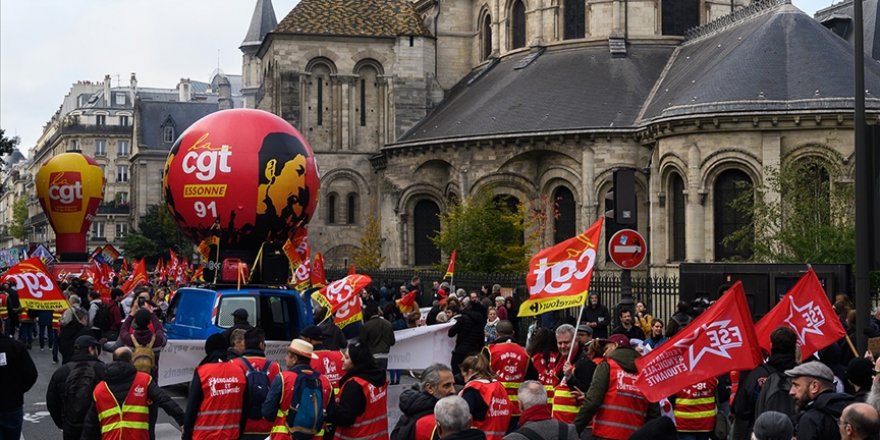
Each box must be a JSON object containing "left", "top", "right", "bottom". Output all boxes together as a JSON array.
[
  {"left": 64, "top": 362, "right": 100, "bottom": 427},
  {"left": 755, "top": 367, "right": 796, "bottom": 419},
  {"left": 92, "top": 302, "right": 111, "bottom": 332},
  {"left": 240, "top": 358, "right": 274, "bottom": 420},
  {"left": 390, "top": 408, "right": 435, "bottom": 440}
]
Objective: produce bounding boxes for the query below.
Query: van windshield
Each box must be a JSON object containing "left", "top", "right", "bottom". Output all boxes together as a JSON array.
[{"left": 217, "top": 296, "right": 257, "bottom": 328}]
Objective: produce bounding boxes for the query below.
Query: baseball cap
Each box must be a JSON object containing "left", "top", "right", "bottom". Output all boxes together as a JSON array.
[
  {"left": 74, "top": 335, "right": 101, "bottom": 350},
  {"left": 232, "top": 308, "right": 249, "bottom": 320},
  {"left": 752, "top": 411, "right": 794, "bottom": 440},
  {"left": 300, "top": 325, "right": 324, "bottom": 341},
  {"left": 576, "top": 324, "right": 593, "bottom": 335},
  {"left": 606, "top": 334, "right": 631, "bottom": 348},
  {"left": 784, "top": 361, "right": 835, "bottom": 383}
]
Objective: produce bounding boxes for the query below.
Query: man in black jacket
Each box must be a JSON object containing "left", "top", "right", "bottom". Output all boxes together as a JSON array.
[
  {"left": 391, "top": 363, "right": 456, "bottom": 440},
  {"left": 448, "top": 299, "right": 486, "bottom": 377},
  {"left": 581, "top": 293, "right": 609, "bottom": 338},
  {"left": 47, "top": 335, "right": 105, "bottom": 440},
  {"left": 610, "top": 308, "right": 646, "bottom": 340},
  {"left": 786, "top": 361, "right": 855, "bottom": 440},
  {"left": 0, "top": 318, "right": 37, "bottom": 439},
  {"left": 80, "top": 346, "right": 185, "bottom": 440}
]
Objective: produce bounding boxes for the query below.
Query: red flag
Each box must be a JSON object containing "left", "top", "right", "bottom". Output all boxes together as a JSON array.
[
  {"left": 312, "top": 274, "right": 372, "bottom": 319},
  {"left": 294, "top": 259, "right": 311, "bottom": 291},
  {"left": 0, "top": 257, "right": 69, "bottom": 310},
  {"left": 347, "top": 264, "right": 355, "bottom": 276},
  {"left": 397, "top": 290, "right": 418, "bottom": 314},
  {"left": 334, "top": 295, "right": 363, "bottom": 329},
  {"left": 122, "top": 258, "right": 148, "bottom": 294},
  {"left": 754, "top": 267, "right": 846, "bottom": 361},
  {"left": 283, "top": 230, "right": 310, "bottom": 270},
  {"left": 311, "top": 253, "right": 327, "bottom": 288},
  {"left": 444, "top": 250, "right": 456, "bottom": 279},
  {"left": 635, "top": 282, "right": 762, "bottom": 402},
  {"left": 518, "top": 218, "right": 603, "bottom": 317}
]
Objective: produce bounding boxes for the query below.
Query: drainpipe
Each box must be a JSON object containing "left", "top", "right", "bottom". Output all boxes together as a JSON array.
[
  {"left": 434, "top": 0, "right": 441, "bottom": 79},
  {"left": 624, "top": 0, "right": 629, "bottom": 41}
]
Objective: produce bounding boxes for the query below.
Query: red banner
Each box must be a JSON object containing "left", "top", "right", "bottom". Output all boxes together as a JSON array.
[
  {"left": 444, "top": 249, "right": 456, "bottom": 279},
  {"left": 635, "top": 282, "right": 762, "bottom": 402},
  {"left": 518, "top": 218, "right": 603, "bottom": 317},
  {"left": 754, "top": 267, "right": 846, "bottom": 361},
  {"left": 1, "top": 257, "right": 69, "bottom": 310},
  {"left": 312, "top": 274, "right": 372, "bottom": 326},
  {"left": 311, "top": 253, "right": 327, "bottom": 288}
]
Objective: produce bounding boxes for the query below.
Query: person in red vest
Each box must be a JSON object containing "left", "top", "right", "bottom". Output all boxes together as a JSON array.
[
  {"left": 459, "top": 354, "right": 512, "bottom": 440},
  {"left": 391, "top": 363, "right": 456, "bottom": 440},
  {"left": 236, "top": 328, "right": 281, "bottom": 439},
  {"left": 262, "top": 338, "right": 334, "bottom": 440},
  {"left": 81, "top": 346, "right": 184, "bottom": 440},
  {"left": 181, "top": 335, "right": 248, "bottom": 440},
  {"left": 482, "top": 320, "right": 536, "bottom": 431},
  {"left": 553, "top": 325, "right": 598, "bottom": 424},
  {"left": 672, "top": 378, "right": 718, "bottom": 440},
  {"left": 301, "top": 324, "right": 345, "bottom": 395},
  {"left": 573, "top": 334, "right": 657, "bottom": 439},
  {"left": 528, "top": 327, "right": 564, "bottom": 404},
  {"left": 329, "top": 338, "right": 389, "bottom": 440}
]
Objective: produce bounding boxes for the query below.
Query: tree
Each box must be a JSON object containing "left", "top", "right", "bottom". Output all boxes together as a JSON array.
[
  {"left": 353, "top": 214, "right": 384, "bottom": 270},
  {"left": 9, "top": 198, "right": 28, "bottom": 240},
  {"left": 725, "top": 157, "right": 855, "bottom": 264},
  {"left": 123, "top": 205, "right": 191, "bottom": 259},
  {"left": 431, "top": 189, "right": 544, "bottom": 273},
  {"left": 0, "top": 128, "right": 18, "bottom": 159}
]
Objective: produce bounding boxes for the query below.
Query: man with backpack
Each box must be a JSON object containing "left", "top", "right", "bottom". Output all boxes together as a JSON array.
[
  {"left": 121, "top": 308, "right": 165, "bottom": 378},
  {"left": 236, "top": 328, "right": 281, "bottom": 439},
  {"left": 183, "top": 337, "right": 248, "bottom": 440},
  {"left": 47, "top": 335, "right": 105, "bottom": 440},
  {"left": 0, "top": 316, "right": 37, "bottom": 439},
  {"left": 786, "top": 361, "right": 855, "bottom": 440},
  {"left": 88, "top": 290, "right": 113, "bottom": 340},
  {"left": 263, "top": 338, "right": 333, "bottom": 440}
]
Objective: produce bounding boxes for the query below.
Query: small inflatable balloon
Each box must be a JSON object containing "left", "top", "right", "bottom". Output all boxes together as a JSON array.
[
  {"left": 162, "top": 109, "right": 320, "bottom": 251},
  {"left": 35, "top": 153, "right": 105, "bottom": 258}
]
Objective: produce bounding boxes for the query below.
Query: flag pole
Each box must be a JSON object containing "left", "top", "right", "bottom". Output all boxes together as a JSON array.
[
  {"left": 845, "top": 334, "right": 860, "bottom": 358},
  {"left": 560, "top": 295, "right": 589, "bottom": 386}
]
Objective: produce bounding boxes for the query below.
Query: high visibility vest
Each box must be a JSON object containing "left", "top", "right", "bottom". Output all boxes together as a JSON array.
[
  {"left": 193, "top": 361, "right": 246, "bottom": 440},
  {"left": 19, "top": 307, "right": 32, "bottom": 323},
  {"left": 270, "top": 369, "right": 333, "bottom": 440},
  {"left": 729, "top": 371, "right": 740, "bottom": 407},
  {"left": 413, "top": 413, "right": 439, "bottom": 440},
  {"left": 0, "top": 292, "right": 7, "bottom": 320},
  {"left": 93, "top": 371, "right": 151, "bottom": 440},
  {"left": 333, "top": 376, "right": 389, "bottom": 440},
  {"left": 674, "top": 379, "right": 717, "bottom": 432},
  {"left": 532, "top": 352, "right": 563, "bottom": 403},
  {"left": 461, "top": 379, "right": 511, "bottom": 440},
  {"left": 592, "top": 358, "right": 649, "bottom": 440},
  {"left": 551, "top": 383, "right": 579, "bottom": 424},
  {"left": 487, "top": 342, "right": 529, "bottom": 416},
  {"left": 238, "top": 356, "right": 281, "bottom": 436},
  {"left": 312, "top": 349, "right": 345, "bottom": 395},
  {"left": 52, "top": 308, "right": 64, "bottom": 331}
]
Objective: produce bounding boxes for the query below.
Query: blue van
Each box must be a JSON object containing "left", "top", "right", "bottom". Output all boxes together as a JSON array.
[{"left": 164, "top": 287, "right": 312, "bottom": 341}]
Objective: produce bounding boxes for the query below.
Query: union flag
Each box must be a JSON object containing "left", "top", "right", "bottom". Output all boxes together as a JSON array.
[
  {"left": 444, "top": 250, "right": 456, "bottom": 279},
  {"left": 754, "top": 267, "right": 846, "bottom": 361}
]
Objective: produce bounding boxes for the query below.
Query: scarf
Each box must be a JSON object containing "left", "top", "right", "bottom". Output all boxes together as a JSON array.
[{"left": 517, "top": 404, "right": 552, "bottom": 427}]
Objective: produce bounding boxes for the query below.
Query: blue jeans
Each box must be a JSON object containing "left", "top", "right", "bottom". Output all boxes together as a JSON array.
[
  {"left": 18, "top": 322, "right": 34, "bottom": 346},
  {"left": 0, "top": 407, "right": 23, "bottom": 440},
  {"left": 37, "top": 311, "right": 53, "bottom": 348}
]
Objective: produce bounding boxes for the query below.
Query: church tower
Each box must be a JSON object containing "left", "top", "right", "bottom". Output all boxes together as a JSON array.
[{"left": 240, "top": 0, "right": 278, "bottom": 109}]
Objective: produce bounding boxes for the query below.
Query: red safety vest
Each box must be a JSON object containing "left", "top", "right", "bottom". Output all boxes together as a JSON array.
[
  {"left": 532, "top": 351, "right": 563, "bottom": 403},
  {"left": 312, "top": 349, "right": 345, "bottom": 394},
  {"left": 487, "top": 342, "right": 529, "bottom": 416},
  {"left": 19, "top": 307, "right": 31, "bottom": 323},
  {"left": 237, "top": 356, "right": 281, "bottom": 436},
  {"left": 270, "top": 368, "right": 333, "bottom": 440},
  {"left": 592, "top": 358, "right": 649, "bottom": 440},
  {"left": 413, "top": 413, "right": 439, "bottom": 440},
  {"left": 0, "top": 293, "right": 7, "bottom": 320},
  {"left": 52, "top": 308, "right": 63, "bottom": 331},
  {"left": 333, "top": 376, "right": 389, "bottom": 440},
  {"left": 551, "top": 383, "right": 578, "bottom": 423},
  {"left": 192, "top": 361, "right": 246, "bottom": 440},
  {"left": 93, "top": 371, "right": 151, "bottom": 440},
  {"left": 461, "top": 379, "right": 511, "bottom": 440},
  {"left": 674, "top": 378, "right": 717, "bottom": 432}
]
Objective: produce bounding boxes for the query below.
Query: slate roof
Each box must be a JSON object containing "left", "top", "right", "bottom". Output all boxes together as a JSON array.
[
  {"left": 815, "top": 0, "right": 880, "bottom": 60},
  {"left": 241, "top": 0, "right": 278, "bottom": 48},
  {"left": 640, "top": 3, "right": 880, "bottom": 122},
  {"left": 274, "top": 0, "right": 431, "bottom": 38},
  {"left": 395, "top": 44, "right": 675, "bottom": 144},
  {"left": 137, "top": 101, "right": 218, "bottom": 150}
]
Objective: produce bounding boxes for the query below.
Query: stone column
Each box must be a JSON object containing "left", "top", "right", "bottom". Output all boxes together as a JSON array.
[
  {"left": 581, "top": 145, "right": 596, "bottom": 229},
  {"left": 685, "top": 143, "right": 704, "bottom": 262}
]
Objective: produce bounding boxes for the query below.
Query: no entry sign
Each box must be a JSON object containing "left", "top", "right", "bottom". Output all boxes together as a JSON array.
[{"left": 608, "top": 229, "right": 647, "bottom": 269}]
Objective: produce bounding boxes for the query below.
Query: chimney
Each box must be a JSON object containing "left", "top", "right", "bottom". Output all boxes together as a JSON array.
[
  {"left": 104, "top": 74, "right": 112, "bottom": 106},
  {"left": 178, "top": 78, "right": 192, "bottom": 102},
  {"left": 218, "top": 76, "right": 232, "bottom": 110},
  {"left": 129, "top": 73, "right": 138, "bottom": 103}
]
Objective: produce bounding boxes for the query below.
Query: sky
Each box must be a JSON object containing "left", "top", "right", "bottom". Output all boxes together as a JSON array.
[{"left": 0, "top": 0, "right": 840, "bottom": 154}]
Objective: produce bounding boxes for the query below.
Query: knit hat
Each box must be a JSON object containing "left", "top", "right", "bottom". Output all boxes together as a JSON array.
[
  {"left": 204, "top": 333, "right": 227, "bottom": 355},
  {"left": 847, "top": 357, "right": 876, "bottom": 390},
  {"left": 752, "top": 411, "right": 794, "bottom": 440}
]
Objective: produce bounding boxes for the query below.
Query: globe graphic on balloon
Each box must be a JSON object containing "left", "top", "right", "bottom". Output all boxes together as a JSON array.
[{"left": 162, "top": 109, "right": 320, "bottom": 251}]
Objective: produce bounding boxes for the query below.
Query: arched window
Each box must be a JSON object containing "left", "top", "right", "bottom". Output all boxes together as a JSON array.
[
  {"left": 482, "top": 13, "right": 493, "bottom": 60},
  {"left": 714, "top": 169, "right": 753, "bottom": 261},
  {"left": 413, "top": 199, "right": 441, "bottom": 266},
  {"left": 564, "top": 0, "right": 585, "bottom": 40},
  {"left": 791, "top": 159, "right": 831, "bottom": 226},
  {"left": 511, "top": 0, "right": 526, "bottom": 49},
  {"left": 669, "top": 172, "right": 686, "bottom": 261},
  {"left": 308, "top": 60, "right": 334, "bottom": 127},
  {"left": 662, "top": 0, "right": 699, "bottom": 36},
  {"left": 346, "top": 193, "right": 358, "bottom": 224},
  {"left": 355, "top": 61, "right": 382, "bottom": 148},
  {"left": 493, "top": 194, "right": 523, "bottom": 245},
  {"left": 553, "top": 187, "right": 576, "bottom": 243},
  {"left": 327, "top": 193, "right": 337, "bottom": 224}
]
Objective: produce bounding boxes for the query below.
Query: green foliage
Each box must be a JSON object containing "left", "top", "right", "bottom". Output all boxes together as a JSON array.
[
  {"left": 725, "top": 157, "right": 854, "bottom": 264},
  {"left": 353, "top": 214, "right": 385, "bottom": 270},
  {"left": 9, "top": 198, "right": 28, "bottom": 240},
  {"left": 0, "top": 128, "right": 18, "bottom": 158},
  {"left": 431, "top": 190, "right": 543, "bottom": 273},
  {"left": 123, "top": 205, "right": 191, "bottom": 259}
]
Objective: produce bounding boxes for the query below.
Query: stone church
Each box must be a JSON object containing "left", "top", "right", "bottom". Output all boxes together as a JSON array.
[{"left": 241, "top": 0, "right": 880, "bottom": 274}]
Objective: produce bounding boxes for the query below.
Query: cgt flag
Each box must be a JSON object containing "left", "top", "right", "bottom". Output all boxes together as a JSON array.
[
  {"left": 634, "top": 282, "right": 762, "bottom": 402},
  {"left": 444, "top": 250, "right": 456, "bottom": 279},
  {"left": 312, "top": 274, "right": 373, "bottom": 320},
  {"left": 518, "top": 218, "right": 603, "bottom": 317},
  {"left": 754, "top": 267, "right": 846, "bottom": 361},
  {"left": 1, "top": 257, "right": 69, "bottom": 310}
]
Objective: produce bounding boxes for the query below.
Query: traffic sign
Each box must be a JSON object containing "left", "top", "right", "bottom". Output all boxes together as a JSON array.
[{"left": 608, "top": 229, "right": 647, "bottom": 269}]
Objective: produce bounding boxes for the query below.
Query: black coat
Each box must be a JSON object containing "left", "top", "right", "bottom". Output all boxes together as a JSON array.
[
  {"left": 0, "top": 334, "right": 37, "bottom": 411},
  {"left": 46, "top": 353, "right": 105, "bottom": 433},
  {"left": 732, "top": 352, "right": 797, "bottom": 423},
  {"left": 794, "top": 391, "right": 854, "bottom": 440},
  {"left": 391, "top": 388, "right": 439, "bottom": 440},
  {"left": 449, "top": 307, "right": 486, "bottom": 356},
  {"left": 582, "top": 304, "right": 610, "bottom": 338}
]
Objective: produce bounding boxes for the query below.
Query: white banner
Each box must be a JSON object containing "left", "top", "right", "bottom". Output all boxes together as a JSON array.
[{"left": 387, "top": 322, "right": 455, "bottom": 370}]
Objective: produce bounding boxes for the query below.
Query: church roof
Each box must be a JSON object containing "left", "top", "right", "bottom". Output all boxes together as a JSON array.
[
  {"left": 815, "top": 0, "right": 880, "bottom": 61},
  {"left": 274, "top": 0, "right": 431, "bottom": 38},
  {"left": 395, "top": 44, "right": 675, "bottom": 144},
  {"left": 242, "top": 0, "right": 278, "bottom": 48},
  {"left": 640, "top": 3, "right": 880, "bottom": 122}
]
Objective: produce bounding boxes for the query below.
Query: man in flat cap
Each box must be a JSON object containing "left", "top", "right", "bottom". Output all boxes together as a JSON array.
[{"left": 786, "top": 361, "right": 855, "bottom": 440}]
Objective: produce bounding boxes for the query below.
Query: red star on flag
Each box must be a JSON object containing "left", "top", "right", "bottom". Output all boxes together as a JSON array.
[
  {"left": 673, "top": 320, "right": 745, "bottom": 369},
  {"left": 783, "top": 297, "right": 827, "bottom": 347}
]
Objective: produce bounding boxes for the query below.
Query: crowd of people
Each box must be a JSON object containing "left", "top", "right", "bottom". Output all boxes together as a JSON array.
[{"left": 2, "top": 273, "right": 880, "bottom": 440}]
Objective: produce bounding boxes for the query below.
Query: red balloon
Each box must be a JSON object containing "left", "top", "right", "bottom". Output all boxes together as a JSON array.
[{"left": 162, "top": 109, "right": 320, "bottom": 251}]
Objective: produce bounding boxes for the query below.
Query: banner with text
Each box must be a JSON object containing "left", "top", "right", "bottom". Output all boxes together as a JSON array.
[{"left": 388, "top": 322, "right": 455, "bottom": 369}]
